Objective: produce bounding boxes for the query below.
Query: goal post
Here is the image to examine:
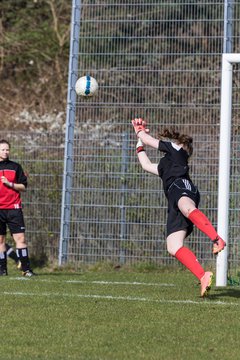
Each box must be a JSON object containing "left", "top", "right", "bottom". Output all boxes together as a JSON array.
[
  {"left": 59, "top": 0, "right": 81, "bottom": 266},
  {"left": 216, "top": 53, "right": 240, "bottom": 286}
]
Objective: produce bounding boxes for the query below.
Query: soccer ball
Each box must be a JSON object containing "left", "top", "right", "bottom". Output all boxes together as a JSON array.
[{"left": 75, "top": 75, "right": 99, "bottom": 97}]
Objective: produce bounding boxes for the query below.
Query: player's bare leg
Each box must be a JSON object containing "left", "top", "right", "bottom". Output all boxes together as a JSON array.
[
  {"left": 178, "top": 197, "right": 226, "bottom": 254},
  {"left": 167, "top": 230, "right": 212, "bottom": 296}
]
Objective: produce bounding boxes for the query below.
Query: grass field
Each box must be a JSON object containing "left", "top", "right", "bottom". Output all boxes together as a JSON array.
[{"left": 1, "top": 264, "right": 240, "bottom": 360}]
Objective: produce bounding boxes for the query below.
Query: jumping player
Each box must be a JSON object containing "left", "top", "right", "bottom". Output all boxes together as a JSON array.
[
  {"left": 0, "top": 139, "right": 35, "bottom": 276},
  {"left": 132, "top": 118, "right": 226, "bottom": 297}
]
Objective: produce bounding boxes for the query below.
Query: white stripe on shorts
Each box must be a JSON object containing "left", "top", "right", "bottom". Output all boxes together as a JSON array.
[{"left": 182, "top": 179, "right": 192, "bottom": 191}]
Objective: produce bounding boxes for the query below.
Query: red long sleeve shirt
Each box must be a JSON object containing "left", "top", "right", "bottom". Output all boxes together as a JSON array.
[{"left": 0, "top": 159, "right": 27, "bottom": 209}]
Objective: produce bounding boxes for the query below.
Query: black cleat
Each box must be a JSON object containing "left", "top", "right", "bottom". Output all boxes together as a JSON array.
[
  {"left": 0, "top": 269, "right": 8, "bottom": 276},
  {"left": 22, "top": 270, "right": 37, "bottom": 277}
]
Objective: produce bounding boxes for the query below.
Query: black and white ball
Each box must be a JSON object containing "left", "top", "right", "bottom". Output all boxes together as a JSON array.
[{"left": 75, "top": 75, "right": 99, "bottom": 97}]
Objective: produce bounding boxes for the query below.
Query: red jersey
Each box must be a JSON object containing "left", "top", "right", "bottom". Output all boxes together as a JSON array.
[{"left": 0, "top": 159, "right": 28, "bottom": 209}]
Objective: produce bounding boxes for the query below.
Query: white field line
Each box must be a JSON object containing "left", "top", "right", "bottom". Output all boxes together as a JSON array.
[
  {"left": 10, "top": 277, "right": 175, "bottom": 287},
  {"left": 1, "top": 290, "right": 239, "bottom": 306},
  {"left": 67, "top": 280, "right": 175, "bottom": 287}
]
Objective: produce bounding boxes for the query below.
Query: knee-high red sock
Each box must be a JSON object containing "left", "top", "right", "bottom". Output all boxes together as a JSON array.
[
  {"left": 188, "top": 209, "right": 217, "bottom": 241},
  {"left": 175, "top": 246, "right": 205, "bottom": 280}
]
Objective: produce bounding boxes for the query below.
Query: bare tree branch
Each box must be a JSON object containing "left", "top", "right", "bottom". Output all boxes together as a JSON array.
[{"left": 46, "top": 0, "right": 70, "bottom": 48}]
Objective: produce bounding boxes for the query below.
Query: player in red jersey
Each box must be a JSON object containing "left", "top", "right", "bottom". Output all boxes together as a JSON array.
[
  {"left": 132, "top": 119, "right": 226, "bottom": 297},
  {"left": 0, "top": 139, "right": 35, "bottom": 276}
]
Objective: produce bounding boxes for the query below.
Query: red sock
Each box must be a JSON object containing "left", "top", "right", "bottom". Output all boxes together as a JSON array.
[
  {"left": 188, "top": 209, "right": 218, "bottom": 241},
  {"left": 175, "top": 246, "right": 205, "bottom": 280}
]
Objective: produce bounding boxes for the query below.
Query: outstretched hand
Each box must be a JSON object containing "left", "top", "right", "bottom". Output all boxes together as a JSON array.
[{"left": 132, "top": 118, "right": 150, "bottom": 135}]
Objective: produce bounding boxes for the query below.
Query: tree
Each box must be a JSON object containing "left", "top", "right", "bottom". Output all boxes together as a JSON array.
[{"left": 0, "top": 0, "right": 71, "bottom": 127}]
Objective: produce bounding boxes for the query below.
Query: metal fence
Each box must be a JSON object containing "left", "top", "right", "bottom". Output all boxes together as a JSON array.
[
  {"left": 2, "top": 1, "right": 240, "bottom": 279},
  {"left": 60, "top": 0, "right": 240, "bottom": 276},
  {"left": 0, "top": 131, "right": 64, "bottom": 264}
]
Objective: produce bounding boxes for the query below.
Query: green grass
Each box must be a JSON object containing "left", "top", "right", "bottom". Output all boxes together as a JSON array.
[{"left": 1, "top": 265, "right": 240, "bottom": 360}]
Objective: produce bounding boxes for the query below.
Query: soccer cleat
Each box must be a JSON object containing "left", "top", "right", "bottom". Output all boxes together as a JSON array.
[
  {"left": 212, "top": 237, "right": 226, "bottom": 255},
  {"left": 0, "top": 268, "right": 8, "bottom": 276},
  {"left": 200, "top": 271, "right": 213, "bottom": 297},
  {"left": 22, "top": 270, "right": 37, "bottom": 277}
]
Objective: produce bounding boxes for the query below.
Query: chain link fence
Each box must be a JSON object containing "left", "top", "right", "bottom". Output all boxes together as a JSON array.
[
  {"left": 0, "top": 131, "right": 64, "bottom": 264},
  {"left": 1, "top": 1, "right": 240, "bottom": 280}
]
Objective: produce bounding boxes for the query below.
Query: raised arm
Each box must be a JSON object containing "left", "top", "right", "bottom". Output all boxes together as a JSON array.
[
  {"left": 135, "top": 139, "right": 159, "bottom": 175},
  {"left": 131, "top": 118, "right": 159, "bottom": 149},
  {"left": 137, "top": 131, "right": 159, "bottom": 149}
]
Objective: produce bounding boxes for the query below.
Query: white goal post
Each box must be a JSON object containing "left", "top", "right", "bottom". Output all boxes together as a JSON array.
[{"left": 216, "top": 53, "right": 240, "bottom": 286}]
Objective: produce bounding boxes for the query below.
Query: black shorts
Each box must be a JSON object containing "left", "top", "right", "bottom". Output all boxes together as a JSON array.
[
  {"left": 166, "top": 178, "right": 200, "bottom": 237},
  {"left": 0, "top": 209, "right": 25, "bottom": 235}
]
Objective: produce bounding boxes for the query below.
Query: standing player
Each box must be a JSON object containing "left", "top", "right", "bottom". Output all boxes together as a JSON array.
[
  {"left": 132, "top": 118, "right": 226, "bottom": 297},
  {"left": 0, "top": 139, "right": 35, "bottom": 276}
]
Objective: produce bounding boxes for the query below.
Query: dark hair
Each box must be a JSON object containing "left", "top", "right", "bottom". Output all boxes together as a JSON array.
[
  {"left": 158, "top": 128, "right": 193, "bottom": 156},
  {"left": 0, "top": 139, "right": 11, "bottom": 148}
]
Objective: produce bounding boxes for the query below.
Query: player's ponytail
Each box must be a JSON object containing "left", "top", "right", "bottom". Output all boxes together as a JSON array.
[{"left": 158, "top": 128, "right": 193, "bottom": 156}]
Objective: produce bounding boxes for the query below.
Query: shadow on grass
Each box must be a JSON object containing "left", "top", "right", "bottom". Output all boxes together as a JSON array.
[
  {"left": 209, "top": 287, "right": 240, "bottom": 299},
  {"left": 36, "top": 271, "right": 86, "bottom": 277}
]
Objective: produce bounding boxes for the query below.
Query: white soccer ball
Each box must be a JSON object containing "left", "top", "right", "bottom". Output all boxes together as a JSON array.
[{"left": 75, "top": 75, "right": 99, "bottom": 97}]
